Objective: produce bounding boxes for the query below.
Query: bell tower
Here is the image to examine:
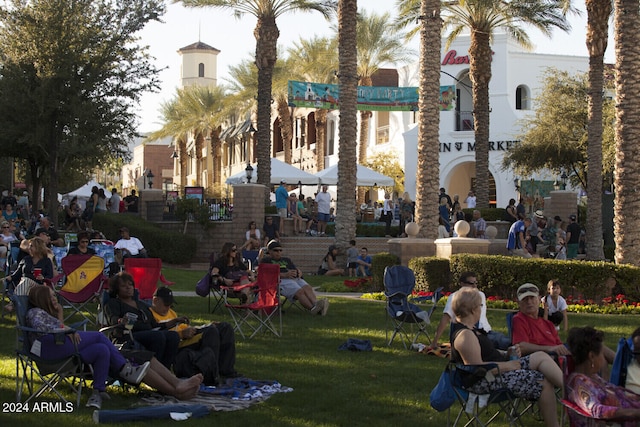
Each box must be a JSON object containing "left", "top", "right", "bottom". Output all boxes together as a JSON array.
[{"left": 178, "top": 41, "right": 220, "bottom": 88}]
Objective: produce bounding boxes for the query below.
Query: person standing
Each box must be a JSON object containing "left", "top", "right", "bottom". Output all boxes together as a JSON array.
[
  {"left": 565, "top": 214, "right": 581, "bottom": 259},
  {"left": 275, "top": 181, "right": 289, "bottom": 236},
  {"left": 465, "top": 190, "right": 476, "bottom": 208},
  {"left": 472, "top": 210, "right": 487, "bottom": 239},
  {"left": 382, "top": 193, "right": 394, "bottom": 237},
  {"left": 438, "top": 187, "right": 452, "bottom": 209},
  {"left": 315, "top": 185, "right": 331, "bottom": 237},
  {"left": 124, "top": 189, "right": 139, "bottom": 213},
  {"left": 108, "top": 188, "right": 121, "bottom": 214}
]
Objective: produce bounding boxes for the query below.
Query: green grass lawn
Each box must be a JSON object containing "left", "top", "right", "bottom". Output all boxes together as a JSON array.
[{"left": 0, "top": 268, "right": 637, "bottom": 426}]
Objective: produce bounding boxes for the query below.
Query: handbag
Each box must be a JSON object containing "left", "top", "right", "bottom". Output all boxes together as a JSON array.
[
  {"left": 430, "top": 365, "right": 456, "bottom": 411},
  {"left": 195, "top": 273, "right": 212, "bottom": 297}
]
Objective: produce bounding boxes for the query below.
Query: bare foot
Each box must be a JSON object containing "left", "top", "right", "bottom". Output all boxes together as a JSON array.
[{"left": 175, "top": 374, "right": 203, "bottom": 400}]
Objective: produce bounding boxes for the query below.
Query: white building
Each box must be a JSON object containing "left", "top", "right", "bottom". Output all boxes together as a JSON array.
[{"left": 328, "top": 32, "right": 588, "bottom": 208}]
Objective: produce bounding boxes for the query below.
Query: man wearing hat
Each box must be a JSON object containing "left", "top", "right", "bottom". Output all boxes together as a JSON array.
[
  {"left": 565, "top": 214, "right": 581, "bottom": 259},
  {"left": 275, "top": 180, "right": 289, "bottom": 236},
  {"left": 151, "top": 287, "right": 239, "bottom": 385},
  {"left": 114, "top": 227, "right": 147, "bottom": 260},
  {"left": 512, "top": 283, "right": 569, "bottom": 356},
  {"left": 261, "top": 240, "right": 329, "bottom": 315}
]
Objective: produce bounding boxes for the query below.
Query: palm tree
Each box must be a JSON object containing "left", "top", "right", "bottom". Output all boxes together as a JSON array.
[
  {"left": 149, "top": 85, "right": 228, "bottom": 192},
  {"left": 177, "top": 0, "right": 336, "bottom": 200},
  {"left": 398, "top": 0, "right": 571, "bottom": 209},
  {"left": 613, "top": 0, "right": 640, "bottom": 265},
  {"left": 334, "top": 0, "right": 358, "bottom": 249},
  {"left": 584, "top": 0, "right": 612, "bottom": 261},
  {"left": 354, "top": 10, "right": 413, "bottom": 203},
  {"left": 413, "top": 0, "right": 442, "bottom": 238},
  {"left": 287, "top": 36, "right": 339, "bottom": 170}
]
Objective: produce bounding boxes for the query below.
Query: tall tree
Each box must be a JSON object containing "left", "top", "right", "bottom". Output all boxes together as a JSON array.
[
  {"left": 503, "top": 69, "right": 616, "bottom": 190},
  {"left": 0, "top": 0, "right": 164, "bottom": 219},
  {"left": 584, "top": 0, "right": 612, "bottom": 261},
  {"left": 613, "top": 0, "right": 640, "bottom": 266},
  {"left": 334, "top": 0, "right": 358, "bottom": 249},
  {"left": 354, "top": 10, "right": 413, "bottom": 203},
  {"left": 287, "top": 36, "right": 339, "bottom": 170},
  {"left": 178, "top": 0, "right": 336, "bottom": 202},
  {"left": 414, "top": 0, "right": 442, "bottom": 238},
  {"left": 398, "top": 0, "right": 571, "bottom": 209}
]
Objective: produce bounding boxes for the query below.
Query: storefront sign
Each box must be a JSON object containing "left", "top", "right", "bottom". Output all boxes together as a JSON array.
[{"left": 439, "top": 140, "right": 519, "bottom": 152}]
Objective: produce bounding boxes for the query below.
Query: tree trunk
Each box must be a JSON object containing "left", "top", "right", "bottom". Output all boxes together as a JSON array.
[
  {"left": 254, "top": 16, "right": 279, "bottom": 202},
  {"left": 468, "top": 30, "right": 492, "bottom": 209},
  {"left": 335, "top": 0, "right": 358, "bottom": 251},
  {"left": 613, "top": 0, "right": 640, "bottom": 265},
  {"left": 276, "top": 93, "right": 293, "bottom": 164},
  {"left": 315, "top": 109, "right": 328, "bottom": 171},
  {"left": 414, "top": 0, "right": 441, "bottom": 239},
  {"left": 585, "top": 0, "right": 611, "bottom": 261},
  {"left": 195, "top": 132, "right": 203, "bottom": 186},
  {"left": 178, "top": 137, "right": 187, "bottom": 191},
  {"left": 210, "top": 127, "right": 221, "bottom": 187}
]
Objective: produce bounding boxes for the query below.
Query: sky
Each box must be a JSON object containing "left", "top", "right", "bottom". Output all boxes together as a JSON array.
[{"left": 136, "top": 1, "right": 615, "bottom": 133}]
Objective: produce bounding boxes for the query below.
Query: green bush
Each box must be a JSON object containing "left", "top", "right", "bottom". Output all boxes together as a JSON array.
[
  {"left": 91, "top": 213, "right": 197, "bottom": 264},
  {"left": 409, "top": 257, "right": 452, "bottom": 292},
  {"left": 462, "top": 207, "right": 505, "bottom": 221},
  {"left": 371, "top": 252, "right": 400, "bottom": 291},
  {"left": 447, "top": 253, "right": 640, "bottom": 302}
]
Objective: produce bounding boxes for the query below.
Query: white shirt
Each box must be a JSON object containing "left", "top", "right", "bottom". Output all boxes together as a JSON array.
[
  {"left": 544, "top": 295, "right": 567, "bottom": 315},
  {"left": 316, "top": 191, "right": 331, "bottom": 214},
  {"left": 465, "top": 195, "right": 477, "bottom": 208},
  {"left": 114, "top": 237, "right": 144, "bottom": 256},
  {"left": 109, "top": 194, "right": 121, "bottom": 213},
  {"left": 443, "top": 288, "right": 491, "bottom": 332}
]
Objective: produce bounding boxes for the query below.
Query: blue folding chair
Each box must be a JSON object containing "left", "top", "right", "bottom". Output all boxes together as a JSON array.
[{"left": 383, "top": 265, "right": 443, "bottom": 348}]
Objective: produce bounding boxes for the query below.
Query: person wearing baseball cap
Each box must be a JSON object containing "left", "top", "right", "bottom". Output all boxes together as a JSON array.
[
  {"left": 150, "top": 286, "right": 239, "bottom": 385},
  {"left": 565, "top": 214, "right": 581, "bottom": 259},
  {"left": 261, "top": 240, "right": 329, "bottom": 315}
]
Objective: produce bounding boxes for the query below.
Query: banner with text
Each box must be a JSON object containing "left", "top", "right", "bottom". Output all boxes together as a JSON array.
[{"left": 288, "top": 80, "right": 456, "bottom": 111}]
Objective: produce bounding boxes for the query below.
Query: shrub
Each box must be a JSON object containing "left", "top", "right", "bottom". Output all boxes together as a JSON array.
[
  {"left": 409, "top": 257, "right": 452, "bottom": 292},
  {"left": 448, "top": 253, "right": 640, "bottom": 303},
  {"left": 371, "top": 252, "right": 400, "bottom": 291},
  {"left": 462, "top": 207, "right": 505, "bottom": 221},
  {"left": 91, "top": 213, "right": 197, "bottom": 264}
]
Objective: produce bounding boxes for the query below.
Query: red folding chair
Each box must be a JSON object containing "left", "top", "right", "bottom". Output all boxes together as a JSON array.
[
  {"left": 123, "top": 258, "right": 175, "bottom": 300},
  {"left": 223, "top": 263, "right": 281, "bottom": 339},
  {"left": 56, "top": 254, "right": 108, "bottom": 327}
]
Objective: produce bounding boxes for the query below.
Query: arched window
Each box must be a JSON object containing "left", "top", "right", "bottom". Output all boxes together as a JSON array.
[
  {"left": 198, "top": 63, "right": 205, "bottom": 78},
  {"left": 516, "top": 85, "right": 530, "bottom": 110}
]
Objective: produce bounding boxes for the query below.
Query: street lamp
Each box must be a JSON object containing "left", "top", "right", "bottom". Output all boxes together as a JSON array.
[
  {"left": 146, "top": 170, "right": 154, "bottom": 189},
  {"left": 245, "top": 163, "right": 254, "bottom": 183},
  {"left": 170, "top": 150, "right": 179, "bottom": 159},
  {"left": 560, "top": 171, "right": 568, "bottom": 190}
]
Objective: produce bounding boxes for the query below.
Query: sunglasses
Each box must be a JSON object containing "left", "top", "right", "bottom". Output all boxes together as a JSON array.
[
  {"left": 80, "top": 240, "right": 89, "bottom": 243},
  {"left": 272, "top": 249, "right": 283, "bottom": 252},
  {"left": 1, "top": 226, "right": 8, "bottom": 229}
]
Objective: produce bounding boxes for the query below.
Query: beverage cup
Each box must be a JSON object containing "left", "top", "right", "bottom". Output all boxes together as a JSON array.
[{"left": 33, "top": 268, "right": 42, "bottom": 277}]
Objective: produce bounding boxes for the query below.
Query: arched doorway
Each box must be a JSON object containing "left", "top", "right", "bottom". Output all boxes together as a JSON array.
[{"left": 446, "top": 161, "right": 496, "bottom": 208}]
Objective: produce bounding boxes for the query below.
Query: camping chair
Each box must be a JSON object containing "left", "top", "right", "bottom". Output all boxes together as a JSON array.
[
  {"left": 447, "top": 361, "right": 531, "bottom": 427},
  {"left": 224, "top": 263, "right": 281, "bottom": 339},
  {"left": 12, "top": 293, "right": 90, "bottom": 406},
  {"left": 54, "top": 254, "right": 107, "bottom": 327},
  {"left": 123, "top": 258, "right": 175, "bottom": 301},
  {"left": 52, "top": 244, "right": 70, "bottom": 273},
  {"left": 90, "top": 240, "right": 118, "bottom": 276},
  {"left": 610, "top": 336, "right": 633, "bottom": 387},
  {"left": 1, "top": 241, "right": 22, "bottom": 318},
  {"left": 383, "top": 265, "right": 443, "bottom": 348}
]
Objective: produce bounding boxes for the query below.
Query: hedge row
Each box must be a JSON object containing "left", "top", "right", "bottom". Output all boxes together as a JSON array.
[{"left": 408, "top": 253, "right": 640, "bottom": 303}]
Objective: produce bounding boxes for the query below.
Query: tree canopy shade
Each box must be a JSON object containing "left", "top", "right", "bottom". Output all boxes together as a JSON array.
[
  {"left": 0, "top": 0, "right": 165, "bottom": 218},
  {"left": 502, "top": 69, "right": 615, "bottom": 192}
]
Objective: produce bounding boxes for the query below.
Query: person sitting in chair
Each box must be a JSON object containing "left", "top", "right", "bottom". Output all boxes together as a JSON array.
[
  {"left": 566, "top": 326, "right": 640, "bottom": 423},
  {"left": 260, "top": 240, "right": 328, "bottom": 316},
  {"left": 210, "top": 242, "right": 254, "bottom": 304},
  {"left": 114, "top": 227, "right": 147, "bottom": 261},
  {"left": 68, "top": 231, "right": 96, "bottom": 255},
  {"left": 150, "top": 286, "right": 240, "bottom": 386},
  {"left": 451, "top": 287, "right": 563, "bottom": 427}
]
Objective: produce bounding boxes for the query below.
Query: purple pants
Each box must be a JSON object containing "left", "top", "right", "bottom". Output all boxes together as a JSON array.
[{"left": 36, "top": 331, "right": 126, "bottom": 391}]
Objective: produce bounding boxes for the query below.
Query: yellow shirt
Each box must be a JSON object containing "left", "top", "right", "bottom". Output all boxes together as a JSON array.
[{"left": 150, "top": 307, "right": 201, "bottom": 348}]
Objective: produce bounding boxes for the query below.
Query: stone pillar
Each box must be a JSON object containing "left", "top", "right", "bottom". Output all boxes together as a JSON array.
[
  {"left": 138, "top": 189, "right": 163, "bottom": 220},
  {"left": 547, "top": 190, "right": 579, "bottom": 222},
  {"left": 232, "top": 184, "right": 266, "bottom": 244}
]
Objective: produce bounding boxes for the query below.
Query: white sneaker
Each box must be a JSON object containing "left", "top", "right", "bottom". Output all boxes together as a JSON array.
[
  {"left": 310, "top": 300, "right": 323, "bottom": 315},
  {"left": 320, "top": 298, "right": 329, "bottom": 316}
]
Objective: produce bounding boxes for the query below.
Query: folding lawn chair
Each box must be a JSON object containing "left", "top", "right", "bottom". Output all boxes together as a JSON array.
[
  {"left": 12, "top": 294, "right": 90, "bottom": 406},
  {"left": 447, "top": 362, "right": 532, "bottom": 427},
  {"left": 54, "top": 254, "right": 108, "bottom": 327},
  {"left": 1, "top": 241, "right": 22, "bottom": 318},
  {"left": 124, "top": 258, "right": 175, "bottom": 301},
  {"left": 90, "top": 240, "right": 118, "bottom": 276},
  {"left": 383, "top": 265, "right": 443, "bottom": 348},
  {"left": 52, "top": 244, "right": 70, "bottom": 273},
  {"left": 241, "top": 249, "right": 259, "bottom": 272},
  {"left": 224, "top": 263, "right": 281, "bottom": 339}
]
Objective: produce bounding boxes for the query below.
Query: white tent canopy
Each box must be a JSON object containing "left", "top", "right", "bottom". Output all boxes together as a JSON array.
[
  {"left": 225, "top": 158, "right": 318, "bottom": 185},
  {"left": 60, "top": 180, "right": 112, "bottom": 207},
  {"left": 315, "top": 164, "right": 394, "bottom": 187}
]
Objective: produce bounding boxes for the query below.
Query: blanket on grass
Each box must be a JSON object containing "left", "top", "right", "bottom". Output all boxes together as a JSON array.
[{"left": 140, "top": 379, "right": 293, "bottom": 412}]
